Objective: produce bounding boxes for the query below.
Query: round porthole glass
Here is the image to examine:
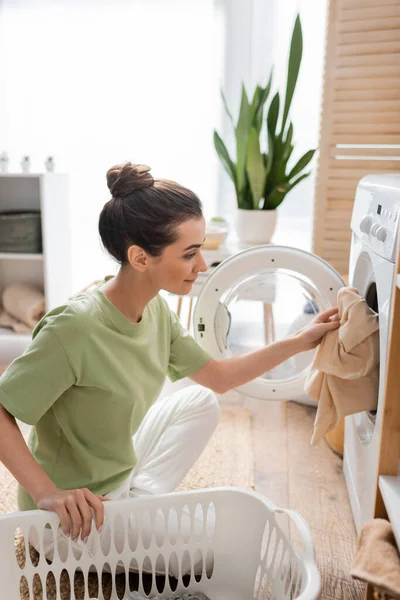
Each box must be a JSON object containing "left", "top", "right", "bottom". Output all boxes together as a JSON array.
[{"left": 215, "top": 269, "right": 323, "bottom": 380}]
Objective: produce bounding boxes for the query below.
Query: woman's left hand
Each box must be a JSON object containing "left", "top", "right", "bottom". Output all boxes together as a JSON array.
[{"left": 295, "top": 307, "right": 340, "bottom": 352}]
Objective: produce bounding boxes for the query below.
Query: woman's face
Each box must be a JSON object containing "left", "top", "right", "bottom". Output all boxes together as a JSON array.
[{"left": 149, "top": 217, "right": 208, "bottom": 295}]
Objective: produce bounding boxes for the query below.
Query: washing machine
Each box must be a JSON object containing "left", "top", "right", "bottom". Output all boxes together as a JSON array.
[
  {"left": 343, "top": 174, "right": 400, "bottom": 533},
  {"left": 193, "top": 174, "right": 399, "bottom": 532},
  {"left": 193, "top": 243, "right": 345, "bottom": 402}
]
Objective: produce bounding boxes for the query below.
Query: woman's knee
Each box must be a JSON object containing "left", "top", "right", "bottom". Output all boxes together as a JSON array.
[
  {"left": 190, "top": 385, "right": 220, "bottom": 422},
  {"left": 162, "top": 384, "right": 220, "bottom": 427}
]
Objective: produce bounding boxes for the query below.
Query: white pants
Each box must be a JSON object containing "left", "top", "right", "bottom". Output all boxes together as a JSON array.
[
  {"left": 106, "top": 383, "right": 219, "bottom": 499},
  {"left": 39, "top": 384, "right": 219, "bottom": 572}
]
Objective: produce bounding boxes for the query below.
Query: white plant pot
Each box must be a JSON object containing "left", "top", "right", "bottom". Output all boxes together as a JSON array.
[{"left": 235, "top": 208, "right": 277, "bottom": 245}]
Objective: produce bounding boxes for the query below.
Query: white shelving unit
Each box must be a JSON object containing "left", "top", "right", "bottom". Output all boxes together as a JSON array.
[
  {"left": 0, "top": 173, "right": 73, "bottom": 364},
  {"left": 0, "top": 253, "right": 43, "bottom": 260}
]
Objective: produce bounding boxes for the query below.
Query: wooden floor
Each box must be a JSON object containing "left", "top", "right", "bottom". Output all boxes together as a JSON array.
[{"left": 219, "top": 389, "right": 366, "bottom": 600}]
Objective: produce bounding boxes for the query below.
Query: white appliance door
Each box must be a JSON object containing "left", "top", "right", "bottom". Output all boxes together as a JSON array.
[{"left": 194, "top": 245, "right": 345, "bottom": 401}]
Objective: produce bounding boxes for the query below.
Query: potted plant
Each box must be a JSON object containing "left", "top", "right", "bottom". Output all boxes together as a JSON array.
[
  {"left": 214, "top": 14, "right": 316, "bottom": 245},
  {"left": 0, "top": 151, "right": 9, "bottom": 173},
  {"left": 20, "top": 155, "right": 31, "bottom": 173},
  {"left": 45, "top": 156, "right": 55, "bottom": 172}
]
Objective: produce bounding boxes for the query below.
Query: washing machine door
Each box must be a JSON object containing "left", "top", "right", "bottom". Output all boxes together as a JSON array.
[{"left": 193, "top": 245, "right": 345, "bottom": 401}]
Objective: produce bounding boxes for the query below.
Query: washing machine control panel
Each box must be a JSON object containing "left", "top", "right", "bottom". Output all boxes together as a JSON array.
[{"left": 352, "top": 175, "right": 400, "bottom": 263}]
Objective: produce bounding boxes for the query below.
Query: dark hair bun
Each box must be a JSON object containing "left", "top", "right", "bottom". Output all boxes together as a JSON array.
[{"left": 106, "top": 162, "right": 154, "bottom": 198}]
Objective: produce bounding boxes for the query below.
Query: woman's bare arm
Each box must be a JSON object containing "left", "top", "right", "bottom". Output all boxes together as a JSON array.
[{"left": 0, "top": 404, "right": 107, "bottom": 541}]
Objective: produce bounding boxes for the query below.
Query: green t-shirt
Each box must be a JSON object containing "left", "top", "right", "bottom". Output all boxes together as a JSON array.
[{"left": 0, "top": 285, "right": 211, "bottom": 511}]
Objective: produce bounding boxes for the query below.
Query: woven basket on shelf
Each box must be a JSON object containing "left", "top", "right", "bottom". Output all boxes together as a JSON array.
[{"left": 0, "top": 211, "right": 42, "bottom": 253}]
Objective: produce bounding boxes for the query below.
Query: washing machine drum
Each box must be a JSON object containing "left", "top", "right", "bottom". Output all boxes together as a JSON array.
[{"left": 194, "top": 245, "right": 345, "bottom": 401}]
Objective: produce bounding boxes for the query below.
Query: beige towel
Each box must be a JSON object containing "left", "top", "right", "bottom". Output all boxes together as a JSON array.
[
  {"left": 0, "top": 308, "right": 31, "bottom": 333},
  {"left": 351, "top": 519, "right": 400, "bottom": 599},
  {"left": 305, "top": 287, "right": 379, "bottom": 445},
  {"left": 2, "top": 282, "right": 45, "bottom": 330}
]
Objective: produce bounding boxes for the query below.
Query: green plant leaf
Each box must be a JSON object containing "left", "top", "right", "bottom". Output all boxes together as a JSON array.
[
  {"left": 220, "top": 88, "right": 234, "bottom": 127},
  {"left": 258, "top": 73, "right": 273, "bottom": 114},
  {"left": 280, "top": 14, "right": 303, "bottom": 136},
  {"left": 287, "top": 149, "right": 316, "bottom": 180},
  {"left": 265, "top": 130, "right": 274, "bottom": 179},
  {"left": 241, "top": 178, "right": 254, "bottom": 210},
  {"left": 265, "top": 131, "right": 286, "bottom": 196},
  {"left": 213, "top": 130, "right": 237, "bottom": 190},
  {"left": 288, "top": 171, "right": 311, "bottom": 190},
  {"left": 263, "top": 184, "right": 290, "bottom": 210},
  {"left": 262, "top": 170, "right": 311, "bottom": 209},
  {"left": 277, "top": 144, "right": 290, "bottom": 181},
  {"left": 282, "top": 123, "right": 294, "bottom": 164},
  {"left": 264, "top": 172, "right": 310, "bottom": 210},
  {"left": 247, "top": 127, "right": 266, "bottom": 209},
  {"left": 254, "top": 72, "right": 273, "bottom": 131},
  {"left": 250, "top": 85, "right": 262, "bottom": 119},
  {"left": 249, "top": 85, "right": 263, "bottom": 131},
  {"left": 283, "top": 144, "right": 294, "bottom": 164},
  {"left": 249, "top": 86, "right": 263, "bottom": 134},
  {"left": 283, "top": 122, "right": 293, "bottom": 160},
  {"left": 235, "top": 84, "right": 251, "bottom": 194},
  {"left": 267, "top": 92, "right": 280, "bottom": 139}
]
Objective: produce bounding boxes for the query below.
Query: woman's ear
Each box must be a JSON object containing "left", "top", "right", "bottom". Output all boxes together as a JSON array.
[{"left": 127, "top": 245, "right": 148, "bottom": 272}]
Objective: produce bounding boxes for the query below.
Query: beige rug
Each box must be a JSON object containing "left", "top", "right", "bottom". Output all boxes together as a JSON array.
[
  {"left": 177, "top": 406, "right": 255, "bottom": 491},
  {"left": 1, "top": 407, "right": 254, "bottom": 599}
]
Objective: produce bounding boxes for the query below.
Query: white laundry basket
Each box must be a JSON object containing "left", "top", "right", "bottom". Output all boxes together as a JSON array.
[{"left": 0, "top": 487, "right": 321, "bottom": 600}]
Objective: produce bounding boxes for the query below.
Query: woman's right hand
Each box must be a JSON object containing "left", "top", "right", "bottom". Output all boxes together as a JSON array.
[{"left": 36, "top": 487, "right": 109, "bottom": 542}]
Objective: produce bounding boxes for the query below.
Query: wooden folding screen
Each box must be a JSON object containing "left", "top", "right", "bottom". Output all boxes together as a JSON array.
[{"left": 313, "top": 0, "right": 400, "bottom": 276}]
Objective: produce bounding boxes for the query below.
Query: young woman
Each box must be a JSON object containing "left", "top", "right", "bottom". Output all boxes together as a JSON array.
[{"left": 0, "top": 162, "right": 339, "bottom": 547}]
